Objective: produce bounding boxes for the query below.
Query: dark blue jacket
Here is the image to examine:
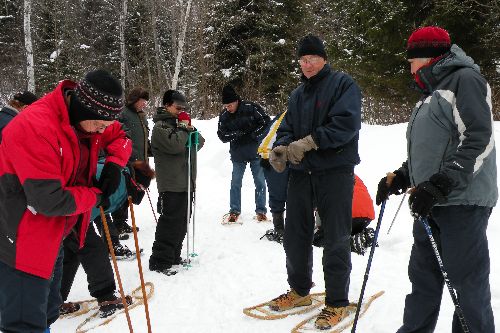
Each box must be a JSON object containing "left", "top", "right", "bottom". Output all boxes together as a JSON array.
[
  {"left": 275, "top": 64, "right": 361, "bottom": 172},
  {"left": 0, "top": 106, "right": 19, "bottom": 143},
  {"left": 217, "top": 100, "right": 270, "bottom": 162}
]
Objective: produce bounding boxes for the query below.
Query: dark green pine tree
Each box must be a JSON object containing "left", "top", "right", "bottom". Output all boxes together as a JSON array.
[{"left": 205, "top": 0, "right": 307, "bottom": 115}]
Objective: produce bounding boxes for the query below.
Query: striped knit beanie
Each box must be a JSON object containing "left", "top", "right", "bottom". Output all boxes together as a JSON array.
[{"left": 73, "top": 69, "right": 124, "bottom": 120}]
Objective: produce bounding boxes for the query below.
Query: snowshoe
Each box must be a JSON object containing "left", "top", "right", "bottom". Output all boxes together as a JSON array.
[
  {"left": 111, "top": 243, "right": 142, "bottom": 261},
  {"left": 314, "top": 304, "right": 356, "bottom": 330},
  {"left": 254, "top": 213, "right": 269, "bottom": 222},
  {"left": 75, "top": 282, "right": 154, "bottom": 333},
  {"left": 260, "top": 229, "right": 284, "bottom": 244},
  {"left": 221, "top": 212, "right": 242, "bottom": 225},
  {"left": 116, "top": 221, "right": 138, "bottom": 235},
  {"left": 351, "top": 227, "right": 377, "bottom": 256},
  {"left": 291, "top": 291, "right": 384, "bottom": 333},
  {"left": 243, "top": 291, "right": 325, "bottom": 320},
  {"left": 98, "top": 295, "right": 133, "bottom": 319},
  {"left": 60, "top": 302, "right": 81, "bottom": 316}
]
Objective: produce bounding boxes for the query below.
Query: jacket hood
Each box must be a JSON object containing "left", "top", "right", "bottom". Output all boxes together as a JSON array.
[
  {"left": 416, "top": 45, "right": 480, "bottom": 94},
  {"left": 432, "top": 44, "right": 480, "bottom": 80}
]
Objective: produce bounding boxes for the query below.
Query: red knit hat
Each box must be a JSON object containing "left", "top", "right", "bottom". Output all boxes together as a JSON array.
[
  {"left": 178, "top": 111, "right": 191, "bottom": 125},
  {"left": 407, "top": 26, "right": 451, "bottom": 59}
]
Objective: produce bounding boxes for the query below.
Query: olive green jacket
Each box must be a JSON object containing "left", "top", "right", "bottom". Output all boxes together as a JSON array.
[{"left": 151, "top": 109, "right": 205, "bottom": 193}]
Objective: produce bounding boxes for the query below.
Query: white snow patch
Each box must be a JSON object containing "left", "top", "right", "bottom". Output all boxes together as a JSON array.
[
  {"left": 221, "top": 68, "right": 232, "bottom": 78},
  {"left": 51, "top": 120, "right": 500, "bottom": 333}
]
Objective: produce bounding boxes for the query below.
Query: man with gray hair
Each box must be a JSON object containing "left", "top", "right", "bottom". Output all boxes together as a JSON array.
[
  {"left": 376, "top": 26, "right": 496, "bottom": 333},
  {"left": 268, "top": 34, "right": 362, "bottom": 330}
]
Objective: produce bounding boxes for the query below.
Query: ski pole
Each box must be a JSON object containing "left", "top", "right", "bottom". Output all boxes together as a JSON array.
[
  {"left": 128, "top": 197, "right": 152, "bottom": 333},
  {"left": 387, "top": 192, "right": 407, "bottom": 235},
  {"left": 99, "top": 207, "right": 134, "bottom": 333},
  {"left": 191, "top": 191, "right": 198, "bottom": 257},
  {"left": 419, "top": 217, "right": 470, "bottom": 332},
  {"left": 190, "top": 131, "right": 199, "bottom": 258},
  {"left": 352, "top": 200, "right": 386, "bottom": 333},
  {"left": 146, "top": 188, "right": 158, "bottom": 224},
  {"left": 184, "top": 131, "right": 199, "bottom": 267}
]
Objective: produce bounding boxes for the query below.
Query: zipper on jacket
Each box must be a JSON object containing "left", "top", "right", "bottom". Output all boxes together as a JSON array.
[
  {"left": 139, "top": 114, "right": 148, "bottom": 161},
  {"left": 407, "top": 101, "right": 425, "bottom": 186}
]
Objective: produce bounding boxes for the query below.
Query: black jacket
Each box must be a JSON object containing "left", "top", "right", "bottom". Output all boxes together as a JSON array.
[
  {"left": 0, "top": 106, "right": 18, "bottom": 143},
  {"left": 275, "top": 64, "right": 362, "bottom": 172},
  {"left": 217, "top": 100, "right": 270, "bottom": 162}
]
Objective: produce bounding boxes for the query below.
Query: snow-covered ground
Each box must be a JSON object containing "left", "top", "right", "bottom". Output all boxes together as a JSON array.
[{"left": 53, "top": 119, "right": 500, "bottom": 332}]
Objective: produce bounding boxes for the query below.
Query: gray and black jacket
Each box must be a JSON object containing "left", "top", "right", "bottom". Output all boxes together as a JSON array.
[
  {"left": 403, "top": 45, "right": 497, "bottom": 207},
  {"left": 151, "top": 109, "right": 205, "bottom": 193}
]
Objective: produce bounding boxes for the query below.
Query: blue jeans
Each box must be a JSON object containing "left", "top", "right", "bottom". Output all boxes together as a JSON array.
[
  {"left": 230, "top": 159, "right": 267, "bottom": 214},
  {"left": 263, "top": 164, "right": 289, "bottom": 214}
]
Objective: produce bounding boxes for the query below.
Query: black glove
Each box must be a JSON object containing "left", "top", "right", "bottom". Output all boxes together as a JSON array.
[
  {"left": 409, "top": 173, "right": 453, "bottom": 218},
  {"left": 375, "top": 170, "right": 409, "bottom": 205},
  {"left": 95, "top": 193, "right": 110, "bottom": 210},
  {"left": 98, "top": 162, "right": 122, "bottom": 198},
  {"left": 260, "top": 158, "right": 271, "bottom": 170}
]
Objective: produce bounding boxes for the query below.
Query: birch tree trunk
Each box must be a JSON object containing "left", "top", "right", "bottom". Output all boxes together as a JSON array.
[
  {"left": 23, "top": 0, "right": 35, "bottom": 92},
  {"left": 171, "top": 0, "right": 193, "bottom": 90},
  {"left": 119, "top": 0, "right": 128, "bottom": 88}
]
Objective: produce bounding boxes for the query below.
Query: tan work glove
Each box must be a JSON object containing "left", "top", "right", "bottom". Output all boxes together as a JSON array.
[
  {"left": 269, "top": 146, "right": 288, "bottom": 173},
  {"left": 287, "top": 135, "right": 318, "bottom": 164}
]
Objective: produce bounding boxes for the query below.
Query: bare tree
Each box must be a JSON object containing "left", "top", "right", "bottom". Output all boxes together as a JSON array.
[
  {"left": 24, "top": 0, "right": 35, "bottom": 92},
  {"left": 171, "top": 0, "right": 193, "bottom": 89},
  {"left": 119, "top": 0, "right": 128, "bottom": 88}
]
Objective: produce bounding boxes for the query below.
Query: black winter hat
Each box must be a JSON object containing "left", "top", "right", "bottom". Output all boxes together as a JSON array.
[
  {"left": 13, "top": 91, "right": 38, "bottom": 105},
  {"left": 221, "top": 85, "right": 240, "bottom": 104},
  {"left": 162, "top": 89, "right": 187, "bottom": 107},
  {"left": 297, "top": 35, "right": 327, "bottom": 59},
  {"left": 72, "top": 69, "right": 124, "bottom": 121}
]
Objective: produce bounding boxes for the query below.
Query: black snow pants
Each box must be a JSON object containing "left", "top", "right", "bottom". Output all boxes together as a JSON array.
[
  {"left": 397, "top": 205, "right": 494, "bottom": 333},
  {"left": 0, "top": 246, "right": 63, "bottom": 333},
  {"left": 284, "top": 168, "right": 354, "bottom": 307},
  {"left": 150, "top": 191, "right": 190, "bottom": 269},
  {"left": 60, "top": 225, "right": 116, "bottom": 301}
]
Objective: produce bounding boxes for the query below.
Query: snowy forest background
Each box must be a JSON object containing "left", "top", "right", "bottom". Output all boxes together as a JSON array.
[{"left": 0, "top": 0, "right": 499, "bottom": 123}]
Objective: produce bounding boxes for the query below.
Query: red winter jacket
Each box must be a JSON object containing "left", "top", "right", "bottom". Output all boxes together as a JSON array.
[
  {"left": 0, "top": 80, "right": 131, "bottom": 279},
  {"left": 352, "top": 175, "right": 375, "bottom": 221}
]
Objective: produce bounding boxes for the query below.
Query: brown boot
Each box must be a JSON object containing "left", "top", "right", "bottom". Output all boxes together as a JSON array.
[
  {"left": 268, "top": 289, "right": 312, "bottom": 311},
  {"left": 314, "top": 304, "right": 355, "bottom": 330}
]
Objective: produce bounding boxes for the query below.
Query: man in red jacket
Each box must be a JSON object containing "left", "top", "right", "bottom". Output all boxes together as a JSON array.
[{"left": 0, "top": 69, "right": 131, "bottom": 333}]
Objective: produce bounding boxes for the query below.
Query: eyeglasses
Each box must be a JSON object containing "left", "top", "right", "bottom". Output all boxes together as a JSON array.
[{"left": 298, "top": 56, "right": 322, "bottom": 65}]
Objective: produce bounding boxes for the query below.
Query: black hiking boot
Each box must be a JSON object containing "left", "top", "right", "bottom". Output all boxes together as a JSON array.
[
  {"left": 60, "top": 302, "right": 81, "bottom": 316},
  {"left": 260, "top": 229, "right": 284, "bottom": 244},
  {"left": 149, "top": 259, "right": 178, "bottom": 276},
  {"left": 98, "top": 294, "right": 133, "bottom": 318}
]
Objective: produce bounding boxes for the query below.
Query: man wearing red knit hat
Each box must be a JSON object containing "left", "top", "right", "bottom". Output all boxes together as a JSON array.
[{"left": 377, "top": 26, "right": 496, "bottom": 332}]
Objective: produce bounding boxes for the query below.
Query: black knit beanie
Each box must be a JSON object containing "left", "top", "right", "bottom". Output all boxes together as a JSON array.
[
  {"left": 221, "top": 85, "right": 240, "bottom": 104},
  {"left": 70, "top": 69, "right": 124, "bottom": 123},
  {"left": 13, "top": 91, "right": 38, "bottom": 105},
  {"left": 297, "top": 35, "right": 327, "bottom": 59}
]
